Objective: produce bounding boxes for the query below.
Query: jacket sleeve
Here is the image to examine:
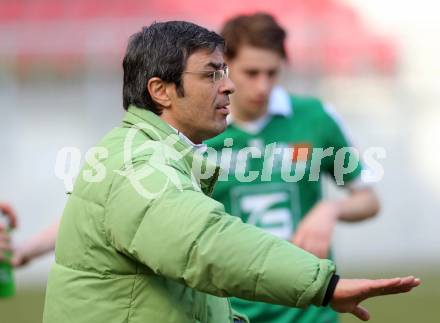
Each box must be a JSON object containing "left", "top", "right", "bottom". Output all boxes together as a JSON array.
[{"left": 104, "top": 162, "right": 336, "bottom": 308}]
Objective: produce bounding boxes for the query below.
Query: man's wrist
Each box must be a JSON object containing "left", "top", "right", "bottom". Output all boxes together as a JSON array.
[{"left": 322, "top": 274, "right": 340, "bottom": 306}]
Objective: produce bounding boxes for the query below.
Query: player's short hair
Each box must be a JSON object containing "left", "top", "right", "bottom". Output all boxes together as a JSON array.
[
  {"left": 221, "top": 13, "right": 287, "bottom": 60},
  {"left": 123, "top": 21, "right": 225, "bottom": 114}
]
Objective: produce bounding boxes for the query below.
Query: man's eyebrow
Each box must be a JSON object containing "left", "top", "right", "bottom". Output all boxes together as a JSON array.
[{"left": 204, "top": 62, "right": 226, "bottom": 70}]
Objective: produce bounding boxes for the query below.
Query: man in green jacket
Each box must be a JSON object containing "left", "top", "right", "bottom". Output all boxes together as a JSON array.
[{"left": 43, "top": 21, "right": 420, "bottom": 323}]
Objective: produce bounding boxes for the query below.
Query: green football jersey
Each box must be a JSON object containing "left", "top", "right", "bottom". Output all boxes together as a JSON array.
[{"left": 205, "top": 88, "right": 362, "bottom": 323}]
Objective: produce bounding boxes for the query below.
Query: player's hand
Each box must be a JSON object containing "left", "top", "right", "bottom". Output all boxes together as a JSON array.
[
  {"left": 0, "top": 203, "right": 17, "bottom": 262},
  {"left": 0, "top": 202, "right": 18, "bottom": 229},
  {"left": 0, "top": 225, "right": 12, "bottom": 262},
  {"left": 291, "top": 201, "right": 339, "bottom": 258},
  {"left": 0, "top": 242, "right": 30, "bottom": 267},
  {"left": 331, "top": 276, "right": 421, "bottom": 321},
  {"left": 11, "top": 246, "right": 32, "bottom": 267}
]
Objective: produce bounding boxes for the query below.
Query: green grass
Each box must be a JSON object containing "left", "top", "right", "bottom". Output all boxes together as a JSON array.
[
  {"left": 0, "top": 288, "right": 45, "bottom": 323},
  {"left": 0, "top": 273, "right": 438, "bottom": 323}
]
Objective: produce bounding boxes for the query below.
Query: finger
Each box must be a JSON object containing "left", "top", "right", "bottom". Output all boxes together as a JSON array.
[
  {"left": 0, "top": 204, "right": 18, "bottom": 228},
  {"left": 400, "top": 276, "right": 421, "bottom": 287},
  {"left": 317, "top": 249, "right": 329, "bottom": 259},
  {"left": 412, "top": 278, "right": 422, "bottom": 287},
  {"left": 0, "top": 233, "right": 11, "bottom": 242},
  {"left": 381, "top": 277, "right": 421, "bottom": 295},
  {"left": 11, "top": 254, "right": 24, "bottom": 268},
  {"left": 368, "top": 276, "right": 421, "bottom": 297},
  {"left": 307, "top": 243, "right": 325, "bottom": 259},
  {"left": 0, "top": 238, "right": 12, "bottom": 247},
  {"left": 372, "top": 277, "right": 401, "bottom": 290},
  {"left": 357, "top": 278, "right": 400, "bottom": 299},
  {"left": 313, "top": 241, "right": 329, "bottom": 259},
  {"left": 0, "top": 241, "right": 12, "bottom": 251},
  {"left": 380, "top": 285, "right": 413, "bottom": 296},
  {"left": 292, "top": 233, "right": 305, "bottom": 247},
  {"left": 0, "top": 251, "right": 10, "bottom": 262},
  {"left": 11, "top": 256, "right": 20, "bottom": 267},
  {"left": 301, "top": 239, "right": 319, "bottom": 257},
  {"left": 292, "top": 228, "right": 305, "bottom": 243},
  {"left": 351, "top": 305, "right": 370, "bottom": 321}
]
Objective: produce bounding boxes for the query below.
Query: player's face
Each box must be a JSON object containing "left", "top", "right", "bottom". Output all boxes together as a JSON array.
[
  {"left": 227, "top": 46, "right": 283, "bottom": 121},
  {"left": 169, "top": 48, "right": 235, "bottom": 143}
]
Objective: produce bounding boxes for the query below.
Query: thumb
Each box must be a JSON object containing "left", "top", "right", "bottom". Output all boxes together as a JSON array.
[
  {"left": 11, "top": 254, "right": 21, "bottom": 267},
  {"left": 351, "top": 305, "right": 370, "bottom": 321},
  {"left": 292, "top": 231, "right": 304, "bottom": 245},
  {"left": 11, "top": 250, "right": 27, "bottom": 268}
]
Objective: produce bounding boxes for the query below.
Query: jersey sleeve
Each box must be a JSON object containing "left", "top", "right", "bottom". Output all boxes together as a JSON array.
[{"left": 320, "top": 103, "right": 363, "bottom": 186}]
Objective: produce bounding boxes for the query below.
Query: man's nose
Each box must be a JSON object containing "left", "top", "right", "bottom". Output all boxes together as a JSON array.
[{"left": 219, "top": 76, "right": 235, "bottom": 95}]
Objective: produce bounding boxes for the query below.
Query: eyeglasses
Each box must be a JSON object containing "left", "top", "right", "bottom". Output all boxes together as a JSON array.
[{"left": 183, "top": 66, "right": 229, "bottom": 83}]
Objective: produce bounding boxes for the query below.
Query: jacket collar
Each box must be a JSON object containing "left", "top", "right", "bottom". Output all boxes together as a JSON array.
[{"left": 122, "top": 105, "right": 219, "bottom": 195}]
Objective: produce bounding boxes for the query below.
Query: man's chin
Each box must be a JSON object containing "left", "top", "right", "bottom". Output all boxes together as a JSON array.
[{"left": 204, "top": 122, "right": 227, "bottom": 141}]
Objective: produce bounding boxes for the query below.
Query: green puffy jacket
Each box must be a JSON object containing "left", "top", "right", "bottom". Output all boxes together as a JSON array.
[{"left": 43, "top": 106, "right": 336, "bottom": 323}]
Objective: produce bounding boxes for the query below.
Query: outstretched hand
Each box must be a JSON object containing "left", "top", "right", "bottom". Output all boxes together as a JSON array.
[{"left": 331, "top": 276, "right": 421, "bottom": 321}]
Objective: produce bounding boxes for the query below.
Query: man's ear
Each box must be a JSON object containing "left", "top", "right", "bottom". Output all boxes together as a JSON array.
[{"left": 147, "top": 77, "right": 172, "bottom": 108}]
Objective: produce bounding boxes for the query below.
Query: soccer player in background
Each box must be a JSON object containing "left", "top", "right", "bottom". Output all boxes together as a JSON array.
[
  {"left": 0, "top": 202, "right": 58, "bottom": 267},
  {"left": 205, "top": 13, "right": 381, "bottom": 323}
]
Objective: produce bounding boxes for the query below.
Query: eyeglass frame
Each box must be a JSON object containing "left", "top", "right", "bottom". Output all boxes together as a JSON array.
[{"left": 182, "top": 66, "right": 229, "bottom": 83}]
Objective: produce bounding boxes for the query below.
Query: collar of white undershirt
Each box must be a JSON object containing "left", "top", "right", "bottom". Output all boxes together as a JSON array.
[
  {"left": 227, "top": 86, "right": 292, "bottom": 134},
  {"left": 169, "top": 125, "right": 208, "bottom": 152}
]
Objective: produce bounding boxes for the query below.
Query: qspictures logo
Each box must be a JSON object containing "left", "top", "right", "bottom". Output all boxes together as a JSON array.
[{"left": 54, "top": 123, "right": 386, "bottom": 199}]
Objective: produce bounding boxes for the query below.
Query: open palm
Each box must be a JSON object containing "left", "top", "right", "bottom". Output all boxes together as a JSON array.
[{"left": 331, "top": 276, "right": 421, "bottom": 321}]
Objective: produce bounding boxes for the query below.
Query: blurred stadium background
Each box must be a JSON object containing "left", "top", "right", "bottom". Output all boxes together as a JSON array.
[{"left": 0, "top": 0, "right": 439, "bottom": 322}]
